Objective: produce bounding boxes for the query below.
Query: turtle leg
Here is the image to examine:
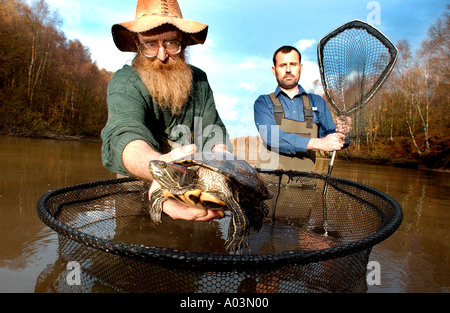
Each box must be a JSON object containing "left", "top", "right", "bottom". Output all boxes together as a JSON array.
[
  {"left": 246, "top": 202, "right": 270, "bottom": 232},
  {"left": 184, "top": 189, "right": 203, "bottom": 206},
  {"left": 148, "top": 187, "right": 166, "bottom": 224},
  {"left": 224, "top": 197, "right": 250, "bottom": 253},
  {"left": 199, "top": 192, "right": 227, "bottom": 210}
]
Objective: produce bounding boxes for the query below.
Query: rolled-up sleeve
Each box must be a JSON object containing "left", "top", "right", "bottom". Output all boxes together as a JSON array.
[{"left": 101, "top": 67, "right": 158, "bottom": 175}]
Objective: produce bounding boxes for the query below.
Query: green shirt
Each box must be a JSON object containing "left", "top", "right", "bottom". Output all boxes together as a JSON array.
[{"left": 101, "top": 64, "right": 231, "bottom": 176}]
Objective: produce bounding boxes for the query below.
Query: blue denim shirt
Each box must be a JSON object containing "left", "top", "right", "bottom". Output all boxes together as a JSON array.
[{"left": 253, "top": 85, "right": 337, "bottom": 154}]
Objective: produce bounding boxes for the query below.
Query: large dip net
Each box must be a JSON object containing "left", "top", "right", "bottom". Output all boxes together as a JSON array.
[{"left": 36, "top": 170, "right": 402, "bottom": 293}]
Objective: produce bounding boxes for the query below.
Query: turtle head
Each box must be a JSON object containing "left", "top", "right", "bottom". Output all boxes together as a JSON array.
[{"left": 149, "top": 160, "right": 193, "bottom": 189}]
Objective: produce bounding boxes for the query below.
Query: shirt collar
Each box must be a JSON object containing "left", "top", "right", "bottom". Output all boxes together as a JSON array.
[{"left": 275, "top": 85, "right": 307, "bottom": 98}]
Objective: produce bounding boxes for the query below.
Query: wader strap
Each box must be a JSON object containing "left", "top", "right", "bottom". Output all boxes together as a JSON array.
[
  {"left": 301, "top": 94, "right": 314, "bottom": 129},
  {"left": 268, "top": 93, "right": 284, "bottom": 125},
  {"left": 268, "top": 92, "right": 314, "bottom": 129}
]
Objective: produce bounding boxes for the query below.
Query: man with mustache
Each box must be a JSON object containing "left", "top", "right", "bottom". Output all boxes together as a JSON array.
[
  {"left": 101, "top": 0, "right": 231, "bottom": 221},
  {"left": 254, "top": 46, "right": 351, "bottom": 171}
]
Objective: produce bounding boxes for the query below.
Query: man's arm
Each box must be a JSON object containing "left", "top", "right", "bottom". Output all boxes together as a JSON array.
[
  {"left": 122, "top": 140, "right": 197, "bottom": 180},
  {"left": 101, "top": 66, "right": 162, "bottom": 176}
]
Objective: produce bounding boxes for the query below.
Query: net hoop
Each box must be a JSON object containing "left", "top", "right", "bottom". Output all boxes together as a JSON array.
[
  {"left": 37, "top": 172, "right": 403, "bottom": 272},
  {"left": 317, "top": 19, "right": 398, "bottom": 115}
]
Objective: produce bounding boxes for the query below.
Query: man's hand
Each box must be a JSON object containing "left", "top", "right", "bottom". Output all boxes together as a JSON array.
[
  {"left": 335, "top": 116, "right": 352, "bottom": 136},
  {"left": 306, "top": 116, "right": 352, "bottom": 152},
  {"left": 149, "top": 143, "right": 226, "bottom": 222},
  {"left": 159, "top": 143, "right": 197, "bottom": 162},
  {"left": 149, "top": 176, "right": 225, "bottom": 221},
  {"left": 162, "top": 199, "right": 226, "bottom": 221},
  {"left": 211, "top": 143, "right": 229, "bottom": 153},
  {"left": 307, "top": 133, "right": 346, "bottom": 152}
]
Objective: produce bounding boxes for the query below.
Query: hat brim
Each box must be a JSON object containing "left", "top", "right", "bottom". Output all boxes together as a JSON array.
[{"left": 112, "top": 15, "right": 208, "bottom": 52}]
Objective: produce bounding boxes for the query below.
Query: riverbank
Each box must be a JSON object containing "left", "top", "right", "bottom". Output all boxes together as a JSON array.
[
  {"left": 230, "top": 136, "right": 450, "bottom": 172},
  {"left": 315, "top": 156, "right": 450, "bottom": 173},
  {"left": 3, "top": 133, "right": 449, "bottom": 172},
  {"left": 0, "top": 131, "right": 103, "bottom": 143},
  {"left": 326, "top": 152, "right": 450, "bottom": 172},
  {"left": 38, "top": 131, "right": 102, "bottom": 142}
]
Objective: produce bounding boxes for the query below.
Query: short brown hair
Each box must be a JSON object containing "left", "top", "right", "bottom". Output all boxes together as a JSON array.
[{"left": 273, "top": 46, "right": 302, "bottom": 66}]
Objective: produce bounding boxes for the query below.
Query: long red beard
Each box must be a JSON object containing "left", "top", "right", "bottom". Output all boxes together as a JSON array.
[{"left": 132, "top": 52, "right": 193, "bottom": 115}]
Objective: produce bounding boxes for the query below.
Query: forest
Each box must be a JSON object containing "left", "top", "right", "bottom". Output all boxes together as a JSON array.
[
  {"left": 0, "top": 0, "right": 448, "bottom": 168},
  {"left": 0, "top": 0, "right": 112, "bottom": 138}
]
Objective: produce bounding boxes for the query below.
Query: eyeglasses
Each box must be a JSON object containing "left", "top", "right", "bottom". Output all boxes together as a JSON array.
[{"left": 138, "top": 40, "right": 183, "bottom": 58}]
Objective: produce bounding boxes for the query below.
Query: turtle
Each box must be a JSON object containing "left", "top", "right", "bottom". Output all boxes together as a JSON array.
[{"left": 147, "top": 151, "right": 273, "bottom": 252}]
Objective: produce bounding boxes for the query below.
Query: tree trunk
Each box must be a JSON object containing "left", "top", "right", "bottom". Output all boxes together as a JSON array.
[{"left": 27, "top": 35, "right": 36, "bottom": 104}]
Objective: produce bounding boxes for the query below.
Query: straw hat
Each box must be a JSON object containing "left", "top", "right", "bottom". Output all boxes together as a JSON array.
[{"left": 112, "top": 0, "right": 208, "bottom": 52}]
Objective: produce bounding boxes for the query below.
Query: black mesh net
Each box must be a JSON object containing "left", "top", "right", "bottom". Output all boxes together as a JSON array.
[
  {"left": 36, "top": 170, "right": 402, "bottom": 293},
  {"left": 318, "top": 20, "right": 398, "bottom": 116}
]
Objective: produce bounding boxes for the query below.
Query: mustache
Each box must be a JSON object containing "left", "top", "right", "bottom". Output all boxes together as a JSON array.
[{"left": 132, "top": 52, "right": 193, "bottom": 116}]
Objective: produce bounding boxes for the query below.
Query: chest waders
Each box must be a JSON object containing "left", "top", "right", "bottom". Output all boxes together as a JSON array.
[{"left": 257, "top": 93, "right": 319, "bottom": 171}]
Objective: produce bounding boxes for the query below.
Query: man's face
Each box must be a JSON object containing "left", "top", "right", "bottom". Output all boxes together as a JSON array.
[
  {"left": 272, "top": 50, "right": 302, "bottom": 90},
  {"left": 137, "top": 29, "right": 183, "bottom": 63},
  {"left": 132, "top": 27, "right": 192, "bottom": 116}
]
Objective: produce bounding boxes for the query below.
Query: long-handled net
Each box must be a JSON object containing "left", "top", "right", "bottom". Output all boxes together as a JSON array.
[{"left": 317, "top": 20, "right": 398, "bottom": 235}]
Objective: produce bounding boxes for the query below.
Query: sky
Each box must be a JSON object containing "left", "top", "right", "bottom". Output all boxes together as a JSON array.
[{"left": 37, "top": 0, "right": 447, "bottom": 139}]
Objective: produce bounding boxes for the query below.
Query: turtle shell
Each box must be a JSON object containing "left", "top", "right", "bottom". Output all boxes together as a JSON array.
[{"left": 173, "top": 151, "right": 273, "bottom": 200}]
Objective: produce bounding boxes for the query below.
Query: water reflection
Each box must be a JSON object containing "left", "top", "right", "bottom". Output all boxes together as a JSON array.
[
  {"left": 316, "top": 160, "right": 450, "bottom": 293},
  {"left": 0, "top": 136, "right": 448, "bottom": 292},
  {"left": 0, "top": 136, "right": 115, "bottom": 292}
]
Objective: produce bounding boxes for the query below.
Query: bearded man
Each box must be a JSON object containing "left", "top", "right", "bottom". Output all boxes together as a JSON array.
[
  {"left": 254, "top": 45, "right": 352, "bottom": 171},
  {"left": 101, "top": 0, "right": 231, "bottom": 221}
]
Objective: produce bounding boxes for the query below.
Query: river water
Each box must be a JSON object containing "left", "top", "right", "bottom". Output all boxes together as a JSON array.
[{"left": 0, "top": 135, "right": 448, "bottom": 293}]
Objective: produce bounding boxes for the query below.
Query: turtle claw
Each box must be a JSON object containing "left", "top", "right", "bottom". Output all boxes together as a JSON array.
[
  {"left": 224, "top": 232, "right": 252, "bottom": 253},
  {"left": 149, "top": 207, "right": 162, "bottom": 224},
  {"left": 225, "top": 236, "right": 249, "bottom": 253}
]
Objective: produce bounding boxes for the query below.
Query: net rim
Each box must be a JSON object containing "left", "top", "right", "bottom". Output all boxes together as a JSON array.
[
  {"left": 36, "top": 172, "right": 403, "bottom": 271},
  {"left": 317, "top": 19, "right": 399, "bottom": 115}
]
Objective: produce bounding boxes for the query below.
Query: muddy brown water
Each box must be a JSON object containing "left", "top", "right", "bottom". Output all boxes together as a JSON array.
[{"left": 0, "top": 135, "right": 448, "bottom": 292}]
